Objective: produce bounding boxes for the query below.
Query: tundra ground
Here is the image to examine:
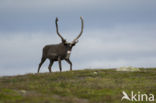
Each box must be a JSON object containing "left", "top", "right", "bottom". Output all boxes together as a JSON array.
[{"left": 0, "top": 68, "right": 156, "bottom": 103}]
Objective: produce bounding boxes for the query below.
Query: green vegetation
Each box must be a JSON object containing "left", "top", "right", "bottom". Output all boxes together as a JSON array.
[{"left": 0, "top": 68, "right": 156, "bottom": 103}]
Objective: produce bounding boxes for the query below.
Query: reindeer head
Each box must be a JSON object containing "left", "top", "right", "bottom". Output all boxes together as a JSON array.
[{"left": 55, "top": 17, "right": 84, "bottom": 51}]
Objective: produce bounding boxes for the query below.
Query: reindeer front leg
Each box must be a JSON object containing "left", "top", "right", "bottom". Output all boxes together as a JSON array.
[
  {"left": 58, "top": 57, "right": 62, "bottom": 72},
  {"left": 65, "top": 59, "right": 72, "bottom": 71}
]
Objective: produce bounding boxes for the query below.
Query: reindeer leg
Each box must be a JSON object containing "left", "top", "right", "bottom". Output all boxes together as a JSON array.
[
  {"left": 58, "top": 57, "right": 62, "bottom": 72},
  {"left": 38, "top": 57, "right": 46, "bottom": 73},
  {"left": 48, "top": 60, "right": 54, "bottom": 73},
  {"left": 65, "top": 59, "right": 72, "bottom": 71}
]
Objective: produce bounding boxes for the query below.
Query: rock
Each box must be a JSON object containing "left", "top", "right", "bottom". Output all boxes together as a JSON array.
[{"left": 116, "top": 66, "right": 140, "bottom": 72}]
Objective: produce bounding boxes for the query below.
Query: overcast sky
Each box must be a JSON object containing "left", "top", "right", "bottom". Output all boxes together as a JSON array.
[{"left": 0, "top": 0, "right": 156, "bottom": 76}]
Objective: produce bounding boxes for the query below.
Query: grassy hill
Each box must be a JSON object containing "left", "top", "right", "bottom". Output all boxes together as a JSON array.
[{"left": 0, "top": 68, "right": 156, "bottom": 103}]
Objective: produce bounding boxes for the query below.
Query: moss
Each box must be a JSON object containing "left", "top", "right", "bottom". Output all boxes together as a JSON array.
[{"left": 0, "top": 68, "right": 156, "bottom": 103}]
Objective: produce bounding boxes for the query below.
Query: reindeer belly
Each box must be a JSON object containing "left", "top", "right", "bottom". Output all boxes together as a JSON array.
[
  {"left": 47, "top": 53, "right": 58, "bottom": 59},
  {"left": 47, "top": 52, "right": 67, "bottom": 60}
]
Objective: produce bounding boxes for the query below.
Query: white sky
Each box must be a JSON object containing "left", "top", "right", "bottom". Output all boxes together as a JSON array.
[{"left": 0, "top": 0, "right": 156, "bottom": 76}]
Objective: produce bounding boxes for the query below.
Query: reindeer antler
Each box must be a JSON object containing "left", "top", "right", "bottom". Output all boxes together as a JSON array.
[
  {"left": 55, "top": 17, "right": 66, "bottom": 42},
  {"left": 72, "top": 17, "right": 84, "bottom": 44}
]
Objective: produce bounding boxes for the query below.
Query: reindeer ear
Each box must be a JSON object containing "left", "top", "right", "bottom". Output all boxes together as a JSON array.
[
  {"left": 62, "top": 39, "right": 66, "bottom": 43},
  {"left": 72, "top": 40, "right": 78, "bottom": 46},
  {"left": 72, "top": 43, "right": 76, "bottom": 46},
  {"left": 62, "top": 40, "right": 68, "bottom": 45}
]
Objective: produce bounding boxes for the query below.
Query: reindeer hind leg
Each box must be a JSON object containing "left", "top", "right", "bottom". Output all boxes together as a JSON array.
[{"left": 37, "top": 57, "right": 46, "bottom": 73}]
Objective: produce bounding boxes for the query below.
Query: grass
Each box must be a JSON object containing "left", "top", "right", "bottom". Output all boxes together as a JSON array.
[{"left": 0, "top": 68, "right": 156, "bottom": 103}]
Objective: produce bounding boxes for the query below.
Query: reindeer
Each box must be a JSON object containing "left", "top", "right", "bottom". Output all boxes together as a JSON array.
[{"left": 37, "top": 17, "right": 84, "bottom": 73}]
